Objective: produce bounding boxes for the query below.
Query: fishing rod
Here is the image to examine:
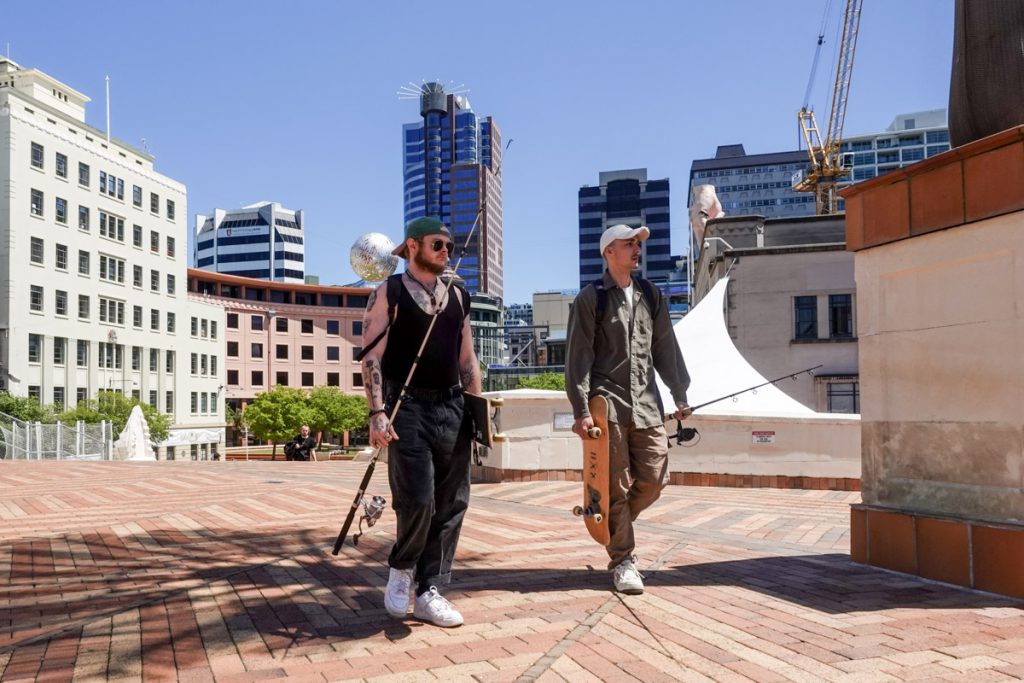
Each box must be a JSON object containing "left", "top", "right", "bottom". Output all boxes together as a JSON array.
[
  {"left": 671, "top": 364, "right": 823, "bottom": 446},
  {"left": 331, "top": 209, "right": 485, "bottom": 554}
]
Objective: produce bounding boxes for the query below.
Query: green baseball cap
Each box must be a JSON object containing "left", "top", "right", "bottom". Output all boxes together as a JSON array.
[{"left": 392, "top": 217, "right": 452, "bottom": 258}]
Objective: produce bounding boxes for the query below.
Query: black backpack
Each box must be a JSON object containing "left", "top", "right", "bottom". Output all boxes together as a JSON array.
[{"left": 356, "top": 274, "right": 469, "bottom": 362}]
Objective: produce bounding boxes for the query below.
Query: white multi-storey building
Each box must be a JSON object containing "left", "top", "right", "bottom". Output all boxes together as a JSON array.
[
  {"left": 839, "top": 109, "right": 951, "bottom": 186},
  {"left": 193, "top": 202, "right": 306, "bottom": 283},
  {"left": 0, "top": 57, "right": 224, "bottom": 459}
]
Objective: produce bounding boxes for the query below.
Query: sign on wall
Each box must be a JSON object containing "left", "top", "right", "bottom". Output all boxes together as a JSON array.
[{"left": 752, "top": 430, "right": 776, "bottom": 444}]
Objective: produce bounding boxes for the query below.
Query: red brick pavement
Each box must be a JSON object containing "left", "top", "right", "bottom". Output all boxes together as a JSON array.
[{"left": 0, "top": 461, "right": 1022, "bottom": 682}]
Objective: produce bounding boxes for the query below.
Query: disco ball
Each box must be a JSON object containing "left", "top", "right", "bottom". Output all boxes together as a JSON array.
[{"left": 350, "top": 233, "right": 399, "bottom": 282}]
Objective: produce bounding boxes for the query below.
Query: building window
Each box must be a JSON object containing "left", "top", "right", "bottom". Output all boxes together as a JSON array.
[
  {"left": 149, "top": 349, "right": 159, "bottom": 372},
  {"left": 150, "top": 269, "right": 160, "bottom": 292},
  {"left": 210, "top": 356, "right": 217, "bottom": 375},
  {"left": 98, "top": 297, "right": 125, "bottom": 325},
  {"left": 301, "top": 372, "right": 314, "bottom": 387},
  {"left": 166, "top": 312, "right": 175, "bottom": 333},
  {"left": 827, "top": 381, "right": 860, "bottom": 413},
  {"left": 326, "top": 320, "right": 340, "bottom": 336},
  {"left": 78, "top": 294, "right": 90, "bottom": 319},
  {"left": 251, "top": 370, "right": 263, "bottom": 386},
  {"left": 150, "top": 192, "right": 159, "bottom": 214},
  {"left": 77, "top": 340, "right": 89, "bottom": 367},
  {"left": 190, "top": 353, "right": 198, "bottom": 375},
  {"left": 29, "top": 285, "right": 43, "bottom": 312},
  {"left": 191, "top": 317, "right": 198, "bottom": 336},
  {"left": 55, "top": 153, "right": 67, "bottom": 178},
  {"left": 55, "top": 244, "right": 67, "bottom": 270},
  {"left": 79, "top": 206, "right": 90, "bottom": 231},
  {"left": 78, "top": 250, "right": 90, "bottom": 275},
  {"left": 251, "top": 315, "right": 264, "bottom": 331},
  {"left": 132, "top": 185, "right": 142, "bottom": 207},
  {"left": 28, "top": 334, "right": 41, "bottom": 363},
  {"left": 200, "top": 354, "right": 208, "bottom": 375},
  {"left": 55, "top": 289, "right": 67, "bottom": 316},
  {"left": 301, "top": 346, "right": 314, "bottom": 361},
  {"left": 326, "top": 346, "right": 339, "bottom": 361},
  {"left": 276, "top": 317, "right": 288, "bottom": 332},
  {"left": 151, "top": 309, "right": 159, "bottom": 331},
  {"left": 76, "top": 388, "right": 88, "bottom": 405},
  {"left": 352, "top": 320, "right": 363, "bottom": 336},
  {"left": 211, "top": 321, "right": 218, "bottom": 339},
  {"left": 794, "top": 296, "right": 817, "bottom": 340},
  {"left": 829, "top": 294, "right": 853, "bottom": 339},
  {"left": 99, "top": 212, "right": 125, "bottom": 242},
  {"left": 190, "top": 392, "right": 198, "bottom": 414},
  {"left": 166, "top": 391, "right": 174, "bottom": 415},
  {"left": 351, "top": 346, "right": 363, "bottom": 361},
  {"left": 327, "top": 372, "right": 340, "bottom": 387},
  {"left": 99, "top": 255, "right": 125, "bottom": 284},
  {"left": 53, "top": 337, "right": 66, "bottom": 365},
  {"left": 53, "top": 387, "right": 65, "bottom": 410},
  {"left": 55, "top": 197, "right": 67, "bottom": 224},
  {"left": 133, "top": 305, "right": 143, "bottom": 328},
  {"left": 28, "top": 386, "right": 41, "bottom": 402},
  {"left": 166, "top": 236, "right": 175, "bottom": 258},
  {"left": 31, "top": 142, "right": 44, "bottom": 169},
  {"left": 31, "top": 189, "right": 44, "bottom": 216},
  {"left": 251, "top": 342, "right": 263, "bottom": 359},
  {"left": 79, "top": 162, "right": 90, "bottom": 187},
  {"left": 133, "top": 265, "right": 143, "bottom": 288},
  {"left": 201, "top": 319, "right": 208, "bottom": 338},
  {"left": 150, "top": 230, "right": 159, "bottom": 253},
  {"left": 227, "top": 369, "right": 239, "bottom": 386},
  {"left": 30, "top": 237, "right": 44, "bottom": 264},
  {"left": 166, "top": 274, "right": 176, "bottom": 295},
  {"left": 353, "top": 372, "right": 363, "bottom": 388},
  {"left": 226, "top": 313, "right": 238, "bottom": 329},
  {"left": 133, "top": 224, "right": 143, "bottom": 247},
  {"left": 166, "top": 199, "right": 175, "bottom": 220},
  {"left": 200, "top": 393, "right": 208, "bottom": 414},
  {"left": 301, "top": 319, "right": 314, "bottom": 334},
  {"left": 227, "top": 341, "right": 238, "bottom": 357},
  {"left": 276, "top": 371, "right": 289, "bottom": 387},
  {"left": 276, "top": 344, "right": 288, "bottom": 359}
]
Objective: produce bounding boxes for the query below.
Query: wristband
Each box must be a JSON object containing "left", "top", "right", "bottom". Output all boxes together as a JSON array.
[{"left": 369, "top": 409, "right": 386, "bottom": 418}]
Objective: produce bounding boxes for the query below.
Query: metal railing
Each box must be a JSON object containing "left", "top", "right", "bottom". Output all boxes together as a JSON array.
[{"left": 0, "top": 411, "right": 112, "bottom": 460}]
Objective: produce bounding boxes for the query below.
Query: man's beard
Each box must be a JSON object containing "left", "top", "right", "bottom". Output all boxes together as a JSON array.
[{"left": 414, "top": 248, "right": 446, "bottom": 275}]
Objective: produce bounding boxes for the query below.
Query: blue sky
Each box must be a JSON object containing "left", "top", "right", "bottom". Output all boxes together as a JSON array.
[{"left": 4, "top": 0, "right": 954, "bottom": 304}]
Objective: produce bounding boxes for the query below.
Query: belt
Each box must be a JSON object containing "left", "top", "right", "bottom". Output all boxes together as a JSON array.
[{"left": 386, "top": 381, "right": 463, "bottom": 402}]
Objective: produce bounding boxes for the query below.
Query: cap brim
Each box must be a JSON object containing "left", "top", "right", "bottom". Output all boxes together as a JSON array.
[{"left": 391, "top": 241, "right": 409, "bottom": 258}]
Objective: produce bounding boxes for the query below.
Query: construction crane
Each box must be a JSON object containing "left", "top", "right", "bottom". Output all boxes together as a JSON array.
[{"left": 793, "top": 0, "right": 863, "bottom": 215}]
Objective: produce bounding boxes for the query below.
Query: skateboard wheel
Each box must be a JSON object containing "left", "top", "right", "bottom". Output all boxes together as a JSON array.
[
  {"left": 593, "top": 513, "right": 603, "bottom": 523},
  {"left": 493, "top": 432, "right": 507, "bottom": 442},
  {"left": 587, "top": 427, "right": 602, "bottom": 438},
  {"left": 572, "top": 506, "right": 583, "bottom": 517},
  {"left": 491, "top": 397, "right": 505, "bottom": 407}
]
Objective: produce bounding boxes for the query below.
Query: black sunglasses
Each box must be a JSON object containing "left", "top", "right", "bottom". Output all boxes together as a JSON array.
[{"left": 422, "top": 238, "right": 454, "bottom": 253}]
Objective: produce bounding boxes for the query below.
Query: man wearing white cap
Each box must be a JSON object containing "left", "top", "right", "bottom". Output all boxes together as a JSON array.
[{"left": 565, "top": 224, "right": 691, "bottom": 594}]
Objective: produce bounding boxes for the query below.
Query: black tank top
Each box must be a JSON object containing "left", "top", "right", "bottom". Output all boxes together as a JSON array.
[{"left": 381, "top": 282, "right": 464, "bottom": 389}]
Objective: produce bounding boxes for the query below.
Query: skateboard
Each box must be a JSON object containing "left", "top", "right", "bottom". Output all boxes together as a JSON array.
[
  {"left": 465, "top": 393, "right": 506, "bottom": 448},
  {"left": 573, "top": 395, "right": 611, "bottom": 546}
]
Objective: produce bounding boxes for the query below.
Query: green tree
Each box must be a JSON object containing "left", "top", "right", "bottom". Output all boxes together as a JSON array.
[
  {"left": 306, "top": 386, "right": 367, "bottom": 442},
  {"left": 517, "top": 372, "right": 566, "bottom": 391},
  {"left": 57, "top": 391, "right": 171, "bottom": 443},
  {"left": 243, "top": 386, "right": 309, "bottom": 460},
  {"left": 0, "top": 392, "right": 53, "bottom": 423}
]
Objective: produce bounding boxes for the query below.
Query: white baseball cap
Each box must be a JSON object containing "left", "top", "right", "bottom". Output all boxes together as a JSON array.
[{"left": 599, "top": 224, "right": 650, "bottom": 256}]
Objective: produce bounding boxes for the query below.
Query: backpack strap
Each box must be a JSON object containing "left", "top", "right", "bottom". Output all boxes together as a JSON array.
[
  {"left": 593, "top": 275, "right": 660, "bottom": 325},
  {"left": 354, "top": 274, "right": 403, "bottom": 362},
  {"left": 633, "top": 275, "right": 660, "bottom": 317},
  {"left": 593, "top": 278, "right": 608, "bottom": 326}
]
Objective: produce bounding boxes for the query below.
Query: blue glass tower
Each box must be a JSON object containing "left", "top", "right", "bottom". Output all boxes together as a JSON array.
[{"left": 403, "top": 83, "right": 503, "bottom": 299}]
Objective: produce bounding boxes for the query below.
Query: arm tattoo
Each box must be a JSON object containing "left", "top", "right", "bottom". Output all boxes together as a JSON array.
[
  {"left": 460, "top": 360, "right": 481, "bottom": 394},
  {"left": 363, "top": 358, "right": 385, "bottom": 410}
]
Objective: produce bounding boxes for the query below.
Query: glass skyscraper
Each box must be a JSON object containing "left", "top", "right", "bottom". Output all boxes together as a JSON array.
[
  {"left": 402, "top": 83, "right": 503, "bottom": 299},
  {"left": 577, "top": 169, "right": 673, "bottom": 290}
]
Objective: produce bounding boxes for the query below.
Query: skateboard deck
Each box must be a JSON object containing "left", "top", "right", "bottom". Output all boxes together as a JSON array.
[
  {"left": 573, "top": 395, "right": 611, "bottom": 546},
  {"left": 465, "top": 393, "right": 506, "bottom": 449}
]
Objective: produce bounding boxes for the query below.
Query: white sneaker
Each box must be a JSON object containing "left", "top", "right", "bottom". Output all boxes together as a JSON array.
[
  {"left": 413, "top": 586, "right": 464, "bottom": 627},
  {"left": 384, "top": 567, "right": 414, "bottom": 618},
  {"left": 613, "top": 558, "right": 644, "bottom": 595}
]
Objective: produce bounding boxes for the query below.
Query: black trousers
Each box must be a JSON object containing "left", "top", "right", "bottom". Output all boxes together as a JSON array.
[{"left": 386, "top": 391, "right": 472, "bottom": 589}]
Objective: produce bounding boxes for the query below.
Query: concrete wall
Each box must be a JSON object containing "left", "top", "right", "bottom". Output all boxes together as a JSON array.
[
  {"left": 479, "top": 390, "right": 860, "bottom": 480},
  {"left": 856, "top": 209, "right": 1024, "bottom": 522}
]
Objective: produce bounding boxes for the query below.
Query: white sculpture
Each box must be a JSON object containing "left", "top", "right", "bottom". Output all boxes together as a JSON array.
[
  {"left": 689, "top": 185, "right": 725, "bottom": 246},
  {"left": 113, "top": 405, "right": 155, "bottom": 461}
]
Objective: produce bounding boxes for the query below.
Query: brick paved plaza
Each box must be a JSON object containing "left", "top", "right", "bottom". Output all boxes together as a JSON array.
[{"left": 1, "top": 461, "right": 1022, "bottom": 682}]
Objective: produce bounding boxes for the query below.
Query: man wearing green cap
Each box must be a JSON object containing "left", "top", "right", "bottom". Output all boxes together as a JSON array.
[{"left": 360, "top": 217, "right": 481, "bottom": 627}]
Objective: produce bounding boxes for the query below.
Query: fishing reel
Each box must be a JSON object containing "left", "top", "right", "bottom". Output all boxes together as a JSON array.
[
  {"left": 671, "top": 420, "right": 700, "bottom": 447},
  {"left": 352, "top": 494, "right": 387, "bottom": 545}
]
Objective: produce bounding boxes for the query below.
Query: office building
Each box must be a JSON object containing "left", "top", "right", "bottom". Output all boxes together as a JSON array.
[
  {"left": 578, "top": 169, "right": 672, "bottom": 290},
  {"left": 402, "top": 82, "right": 503, "bottom": 299},
  {"left": 194, "top": 202, "right": 305, "bottom": 283},
  {"left": 839, "top": 109, "right": 950, "bottom": 186},
  {"left": 0, "top": 57, "right": 223, "bottom": 457}
]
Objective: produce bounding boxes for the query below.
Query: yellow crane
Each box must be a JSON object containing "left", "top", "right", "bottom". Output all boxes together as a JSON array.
[{"left": 793, "top": 0, "right": 863, "bottom": 215}]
